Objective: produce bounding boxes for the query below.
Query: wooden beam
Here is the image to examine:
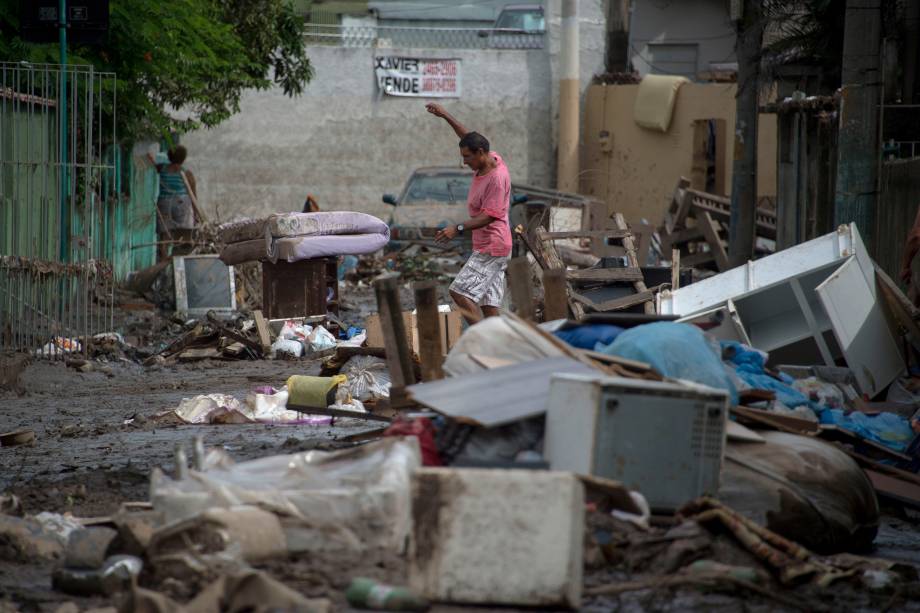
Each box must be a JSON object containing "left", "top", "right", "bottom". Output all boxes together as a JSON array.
[
  {"left": 253, "top": 309, "right": 272, "bottom": 355},
  {"left": 507, "top": 256, "right": 535, "bottom": 321},
  {"left": 374, "top": 274, "right": 416, "bottom": 388},
  {"left": 671, "top": 249, "right": 680, "bottom": 291},
  {"left": 413, "top": 281, "right": 445, "bottom": 382},
  {"left": 542, "top": 268, "right": 569, "bottom": 321},
  {"left": 566, "top": 267, "right": 643, "bottom": 283}
]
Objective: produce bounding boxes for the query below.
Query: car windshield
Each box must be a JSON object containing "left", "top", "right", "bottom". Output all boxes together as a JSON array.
[
  {"left": 495, "top": 9, "right": 545, "bottom": 31},
  {"left": 402, "top": 174, "right": 472, "bottom": 205}
]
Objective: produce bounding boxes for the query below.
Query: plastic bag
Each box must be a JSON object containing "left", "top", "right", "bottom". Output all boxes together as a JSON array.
[
  {"left": 599, "top": 322, "right": 738, "bottom": 404},
  {"left": 341, "top": 355, "right": 391, "bottom": 401},
  {"left": 149, "top": 437, "right": 421, "bottom": 553},
  {"left": 308, "top": 325, "right": 337, "bottom": 352},
  {"left": 271, "top": 337, "right": 303, "bottom": 358},
  {"left": 819, "top": 409, "right": 915, "bottom": 453}
]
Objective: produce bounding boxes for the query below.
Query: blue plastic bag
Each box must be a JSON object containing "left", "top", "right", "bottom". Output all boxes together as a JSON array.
[
  {"left": 722, "top": 341, "right": 816, "bottom": 410},
  {"left": 598, "top": 322, "right": 738, "bottom": 404},
  {"left": 820, "top": 409, "right": 915, "bottom": 453},
  {"left": 554, "top": 324, "right": 624, "bottom": 351}
]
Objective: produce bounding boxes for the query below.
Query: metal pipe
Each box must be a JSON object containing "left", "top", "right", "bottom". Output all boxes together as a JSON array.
[
  {"left": 59, "top": 0, "right": 68, "bottom": 264},
  {"left": 557, "top": 0, "right": 580, "bottom": 193}
]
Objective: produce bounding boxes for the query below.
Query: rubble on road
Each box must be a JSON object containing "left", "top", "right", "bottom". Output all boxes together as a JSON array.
[{"left": 7, "top": 194, "right": 920, "bottom": 613}]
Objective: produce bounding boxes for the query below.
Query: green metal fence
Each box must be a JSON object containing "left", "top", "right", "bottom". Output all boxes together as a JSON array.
[{"left": 0, "top": 62, "right": 156, "bottom": 357}]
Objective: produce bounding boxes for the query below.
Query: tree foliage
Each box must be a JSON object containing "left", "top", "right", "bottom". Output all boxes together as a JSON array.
[{"left": 0, "top": 0, "right": 313, "bottom": 141}]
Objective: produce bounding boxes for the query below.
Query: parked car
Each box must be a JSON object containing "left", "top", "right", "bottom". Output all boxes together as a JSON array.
[
  {"left": 382, "top": 166, "right": 533, "bottom": 251},
  {"left": 479, "top": 4, "right": 545, "bottom": 49}
]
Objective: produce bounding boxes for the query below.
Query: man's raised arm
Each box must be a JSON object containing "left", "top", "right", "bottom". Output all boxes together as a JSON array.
[{"left": 426, "top": 103, "right": 468, "bottom": 138}]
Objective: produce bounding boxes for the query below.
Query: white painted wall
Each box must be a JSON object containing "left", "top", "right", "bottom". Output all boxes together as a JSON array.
[
  {"left": 181, "top": 1, "right": 608, "bottom": 223},
  {"left": 629, "top": 0, "right": 736, "bottom": 79}
]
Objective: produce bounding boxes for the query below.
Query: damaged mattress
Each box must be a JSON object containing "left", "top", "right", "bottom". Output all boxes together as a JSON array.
[
  {"left": 219, "top": 211, "right": 389, "bottom": 244},
  {"left": 218, "top": 211, "right": 390, "bottom": 264},
  {"left": 220, "top": 233, "right": 389, "bottom": 265}
]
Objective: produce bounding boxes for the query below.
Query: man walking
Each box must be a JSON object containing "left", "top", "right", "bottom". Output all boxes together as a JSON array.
[{"left": 427, "top": 103, "right": 512, "bottom": 325}]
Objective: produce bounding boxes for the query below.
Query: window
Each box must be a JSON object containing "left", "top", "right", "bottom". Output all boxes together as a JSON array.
[{"left": 645, "top": 43, "right": 699, "bottom": 79}]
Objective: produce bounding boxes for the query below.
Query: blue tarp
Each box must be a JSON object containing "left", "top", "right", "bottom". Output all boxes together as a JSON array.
[
  {"left": 722, "top": 341, "right": 915, "bottom": 454},
  {"left": 597, "top": 322, "right": 738, "bottom": 404},
  {"left": 554, "top": 324, "right": 624, "bottom": 351}
]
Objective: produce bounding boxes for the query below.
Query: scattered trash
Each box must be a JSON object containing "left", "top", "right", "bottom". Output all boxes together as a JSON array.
[
  {"left": 52, "top": 555, "right": 142, "bottom": 596},
  {"left": 150, "top": 437, "right": 421, "bottom": 552},
  {"left": 346, "top": 577, "right": 429, "bottom": 611},
  {"left": 0, "top": 428, "right": 35, "bottom": 447}
]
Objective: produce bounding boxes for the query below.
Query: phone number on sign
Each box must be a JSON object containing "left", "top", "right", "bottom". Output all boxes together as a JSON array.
[
  {"left": 422, "top": 61, "right": 457, "bottom": 77},
  {"left": 422, "top": 78, "right": 457, "bottom": 93}
]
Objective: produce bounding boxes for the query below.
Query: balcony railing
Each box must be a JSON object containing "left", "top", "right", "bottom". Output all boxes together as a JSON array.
[{"left": 304, "top": 23, "right": 545, "bottom": 50}]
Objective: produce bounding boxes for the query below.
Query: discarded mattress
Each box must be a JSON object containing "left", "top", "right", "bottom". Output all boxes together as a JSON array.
[
  {"left": 218, "top": 211, "right": 390, "bottom": 264},
  {"left": 719, "top": 431, "right": 879, "bottom": 554},
  {"left": 633, "top": 74, "right": 688, "bottom": 132},
  {"left": 220, "top": 232, "right": 389, "bottom": 265},
  {"left": 218, "top": 211, "right": 389, "bottom": 244}
]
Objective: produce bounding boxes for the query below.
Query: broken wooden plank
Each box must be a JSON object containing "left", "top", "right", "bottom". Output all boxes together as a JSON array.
[
  {"left": 865, "top": 469, "right": 920, "bottom": 508},
  {"left": 253, "top": 309, "right": 272, "bottom": 355},
  {"left": 543, "top": 229, "right": 630, "bottom": 240},
  {"left": 696, "top": 210, "right": 730, "bottom": 271},
  {"left": 566, "top": 267, "right": 643, "bottom": 283},
  {"left": 612, "top": 213, "right": 655, "bottom": 315},
  {"left": 571, "top": 288, "right": 657, "bottom": 313},
  {"left": 177, "top": 347, "right": 222, "bottom": 362},
  {"left": 507, "top": 256, "right": 536, "bottom": 321},
  {"left": 542, "top": 268, "right": 569, "bottom": 321},
  {"left": 730, "top": 406, "right": 820, "bottom": 435},
  {"left": 529, "top": 226, "right": 584, "bottom": 319},
  {"left": 206, "top": 312, "right": 264, "bottom": 356},
  {"left": 818, "top": 425, "right": 914, "bottom": 463}
]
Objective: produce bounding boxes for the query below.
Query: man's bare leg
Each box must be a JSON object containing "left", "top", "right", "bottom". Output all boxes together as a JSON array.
[
  {"left": 450, "top": 290, "right": 482, "bottom": 326},
  {"left": 481, "top": 305, "right": 500, "bottom": 318}
]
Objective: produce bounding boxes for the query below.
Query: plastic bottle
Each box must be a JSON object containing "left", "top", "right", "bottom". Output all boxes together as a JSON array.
[{"left": 345, "top": 577, "right": 429, "bottom": 611}]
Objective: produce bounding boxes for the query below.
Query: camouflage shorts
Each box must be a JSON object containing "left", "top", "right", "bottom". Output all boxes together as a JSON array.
[{"left": 449, "top": 251, "right": 508, "bottom": 308}]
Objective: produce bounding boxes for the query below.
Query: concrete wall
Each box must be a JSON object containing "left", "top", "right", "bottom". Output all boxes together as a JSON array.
[
  {"left": 581, "top": 82, "right": 777, "bottom": 226},
  {"left": 629, "top": 0, "right": 736, "bottom": 79},
  {"left": 182, "top": 0, "right": 609, "bottom": 223}
]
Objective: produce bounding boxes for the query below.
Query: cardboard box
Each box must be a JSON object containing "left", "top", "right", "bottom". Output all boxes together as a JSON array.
[{"left": 365, "top": 306, "right": 462, "bottom": 354}]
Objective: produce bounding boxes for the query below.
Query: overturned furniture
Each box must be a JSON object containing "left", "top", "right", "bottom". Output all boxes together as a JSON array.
[
  {"left": 661, "top": 177, "right": 777, "bottom": 272},
  {"left": 518, "top": 211, "right": 657, "bottom": 317},
  {"left": 659, "top": 223, "right": 904, "bottom": 398}
]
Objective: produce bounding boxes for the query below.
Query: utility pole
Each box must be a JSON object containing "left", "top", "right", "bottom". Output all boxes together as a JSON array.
[
  {"left": 605, "top": 0, "right": 629, "bottom": 73},
  {"left": 834, "top": 0, "right": 881, "bottom": 245},
  {"left": 557, "top": 0, "right": 579, "bottom": 193},
  {"left": 727, "top": 0, "right": 763, "bottom": 266},
  {"left": 59, "top": 0, "right": 69, "bottom": 263}
]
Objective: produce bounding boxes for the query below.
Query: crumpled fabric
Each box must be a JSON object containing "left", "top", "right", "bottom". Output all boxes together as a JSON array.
[{"left": 722, "top": 341, "right": 817, "bottom": 411}]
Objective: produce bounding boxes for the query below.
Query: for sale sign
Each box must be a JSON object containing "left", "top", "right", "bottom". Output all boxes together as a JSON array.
[{"left": 374, "top": 56, "right": 461, "bottom": 98}]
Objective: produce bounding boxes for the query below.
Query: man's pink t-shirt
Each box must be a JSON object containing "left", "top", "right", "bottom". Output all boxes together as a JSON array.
[{"left": 468, "top": 152, "right": 512, "bottom": 257}]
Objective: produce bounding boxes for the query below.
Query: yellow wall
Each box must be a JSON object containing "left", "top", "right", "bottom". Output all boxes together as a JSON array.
[{"left": 581, "top": 83, "right": 777, "bottom": 226}]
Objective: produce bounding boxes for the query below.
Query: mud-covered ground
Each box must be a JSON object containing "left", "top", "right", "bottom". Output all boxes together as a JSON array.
[{"left": 3, "top": 332, "right": 920, "bottom": 611}]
